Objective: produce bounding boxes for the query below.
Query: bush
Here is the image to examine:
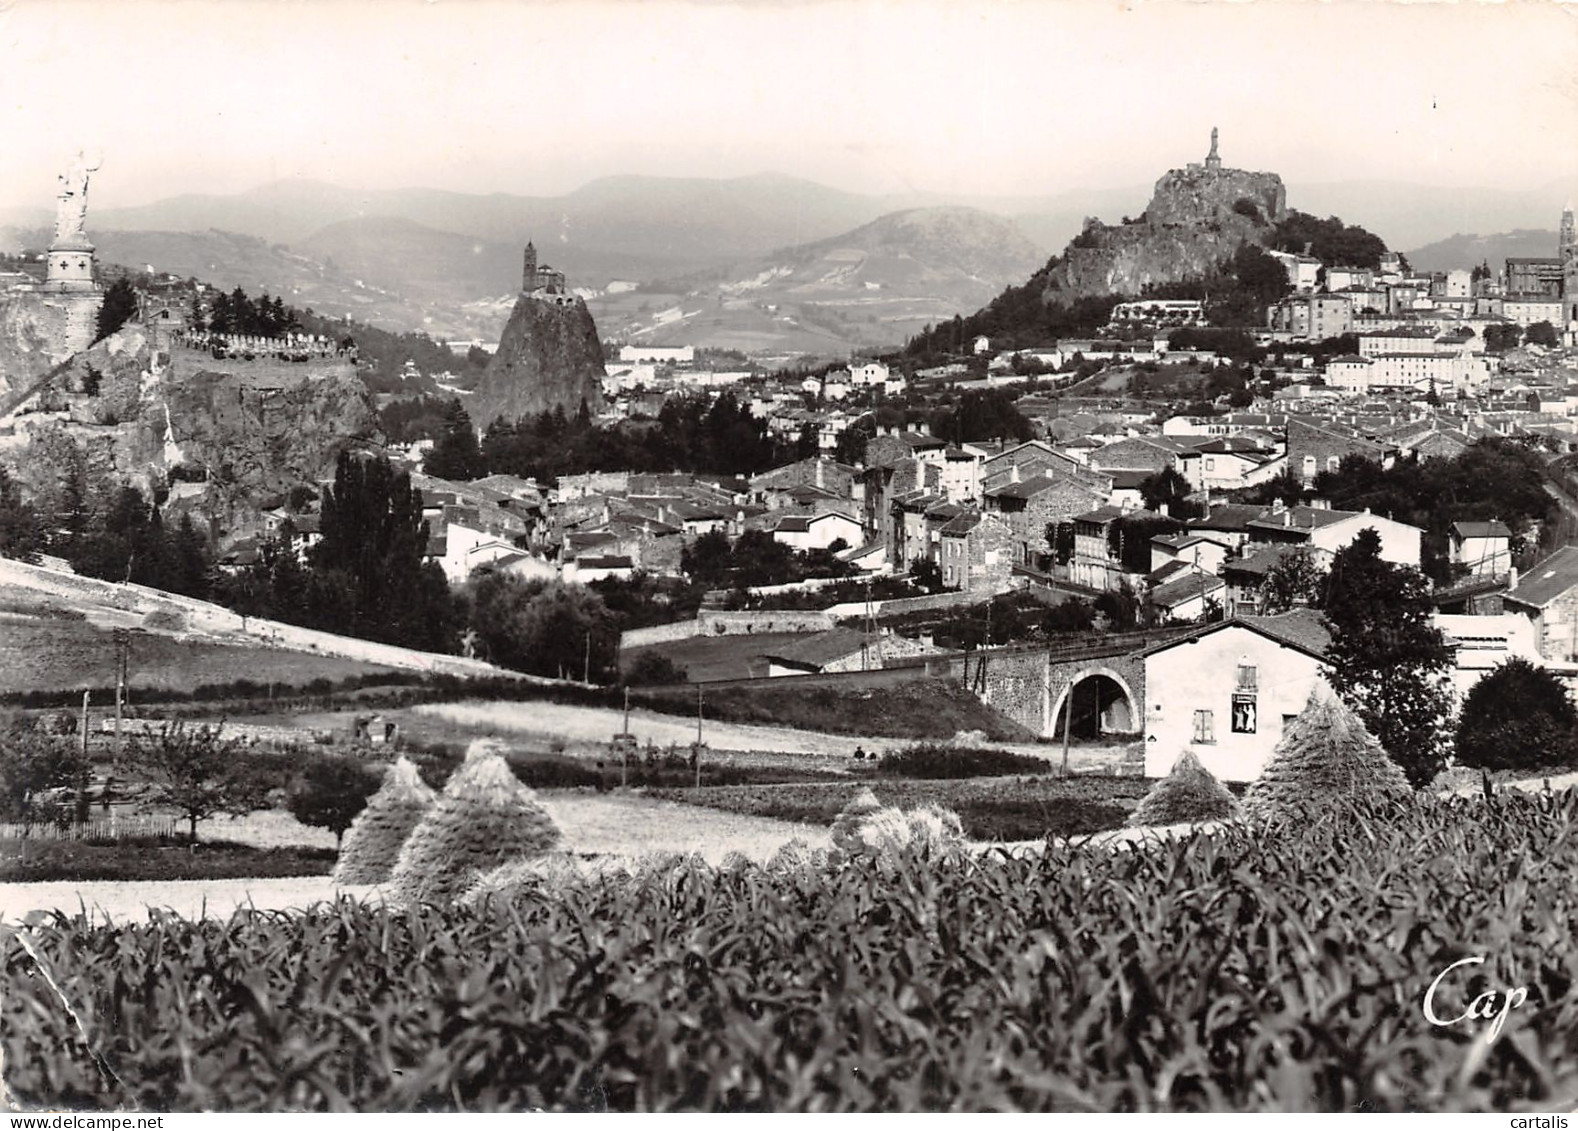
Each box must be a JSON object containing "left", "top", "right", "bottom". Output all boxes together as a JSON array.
[
  {"left": 388, "top": 739, "right": 562, "bottom": 905},
  {"left": 331, "top": 757, "right": 436, "bottom": 885},
  {"left": 287, "top": 753, "right": 382, "bottom": 849},
  {"left": 1454, "top": 657, "right": 1578, "bottom": 773},
  {"left": 1242, "top": 688, "right": 1412, "bottom": 821},
  {"left": 623, "top": 653, "right": 689, "bottom": 686},
  {"left": 1128, "top": 750, "right": 1240, "bottom": 827},
  {"left": 877, "top": 743, "right": 1052, "bottom": 779}
]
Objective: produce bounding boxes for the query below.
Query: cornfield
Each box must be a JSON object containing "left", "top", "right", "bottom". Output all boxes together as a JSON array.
[{"left": 4, "top": 790, "right": 1577, "bottom": 1112}]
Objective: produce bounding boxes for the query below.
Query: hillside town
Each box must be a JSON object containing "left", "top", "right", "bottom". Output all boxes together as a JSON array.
[{"left": 6, "top": 31, "right": 1578, "bottom": 1103}]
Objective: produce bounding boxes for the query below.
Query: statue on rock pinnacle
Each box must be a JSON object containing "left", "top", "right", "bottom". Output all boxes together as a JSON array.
[
  {"left": 1205, "top": 127, "right": 1221, "bottom": 172},
  {"left": 55, "top": 149, "right": 101, "bottom": 247}
]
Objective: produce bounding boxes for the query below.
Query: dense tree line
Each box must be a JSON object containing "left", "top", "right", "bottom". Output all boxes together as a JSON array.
[
  {"left": 925, "top": 389, "right": 1037, "bottom": 445},
  {"left": 1270, "top": 210, "right": 1390, "bottom": 270},
  {"left": 681, "top": 529, "right": 854, "bottom": 590},
  {"left": 218, "top": 452, "right": 458, "bottom": 653},
  {"left": 68, "top": 486, "right": 211, "bottom": 598},
  {"left": 199, "top": 287, "right": 300, "bottom": 337},
  {"left": 1310, "top": 439, "right": 1556, "bottom": 584},
  {"left": 479, "top": 392, "right": 800, "bottom": 484}
]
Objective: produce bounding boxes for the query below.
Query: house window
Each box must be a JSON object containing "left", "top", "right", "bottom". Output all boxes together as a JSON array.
[
  {"left": 1303, "top": 455, "right": 1317, "bottom": 478},
  {"left": 1231, "top": 694, "right": 1257, "bottom": 734},
  {"left": 1205, "top": 458, "right": 1215, "bottom": 471},
  {"left": 1326, "top": 456, "right": 1340, "bottom": 472},
  {"left": 1192, "top": 709, "right": 1215, "bottom": 744},
  {"left": 1235, "top": 662, "right": 1257, "bottom": 691}
]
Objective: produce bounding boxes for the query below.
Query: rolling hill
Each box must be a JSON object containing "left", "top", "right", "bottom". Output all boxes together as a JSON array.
[
  {"left": 1403, "top": 228, "right": 1562, "bottom": 274},
  {"left": 586, "top": 206, "right": 1048, "bottom": 353}
]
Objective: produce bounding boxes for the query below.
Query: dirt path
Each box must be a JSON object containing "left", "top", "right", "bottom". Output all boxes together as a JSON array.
[{"left": 411, "top": 699, "right": 1131, "bottom": 770}]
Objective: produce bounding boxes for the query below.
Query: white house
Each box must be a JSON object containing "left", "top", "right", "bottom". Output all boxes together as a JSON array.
[
  {"left": 440, "top": 523, "right": 533, "bottom": 584},
  {"left": 1142, "top": 611, "right": 1333, "bottom": 782},
  {"left": 1434, "top": 613, "right": 1554, "bottom": 702},
  {"left": 1246, "top": 503, "right": 1423, "bottom": 570},
  {"left": 1449, "top": 520, "right": 1512, "bottom": 578},
  {"left": 849, "top": 361, "right": 891, "bottom": 386},
  {"left": 771, "top": 511, "right": 864, "bottom": 552}
]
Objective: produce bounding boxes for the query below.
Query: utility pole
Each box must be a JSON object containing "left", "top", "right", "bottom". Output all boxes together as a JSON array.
[
  {"left": 112, "top": 628, "right": 128, "bottom": 765},
  {"left": 1061, "top": 679, "right": 1074, "bottom": 778}
]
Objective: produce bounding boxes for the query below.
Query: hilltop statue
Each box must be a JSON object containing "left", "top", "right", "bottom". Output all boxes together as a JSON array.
[
  {"left": 1205, "top": 127, "right": 1221, "bottom": 171},
  {"left": 54, "top": 150, "right": 101, "bottom": 246}
]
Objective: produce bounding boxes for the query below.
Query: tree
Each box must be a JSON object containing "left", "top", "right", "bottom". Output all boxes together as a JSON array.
[
  {"left": 624, "top": 652, "right": 689, "bottom": 686},
  {"left": 310, "top": 452, "right": 458, "bottom": 652},
  {"left": 910, "top": 555, "right": 944, "bottom": 593},
  {"left": 126, "top": 721, "right": 259, "bottom": 841},
  {"left": 1484, "top": 323, "right": 1522, "bottom": 352},
  {"left": 1524, "top": 321, "right": 1561, "bottom": 349},
  {"left": 95, "top": 278, "right": 138, "bottom": 343},
  {"left": 468, "top": 574, "right": 617, "bottom": 680},
  {"left": 1320, "top": 528, "right": 1454, "bottom": 787},
  {"left": 1138, "top": 467, "right": 1198, "bottom": 518},
  {"left": 1260, "top": 545, "right": 1324, "bottom": 614},
  {"left": 422, "top": 399, "right": 486, "bottom": 481},
  {"left": 0, "top": 466, "right": 43, "bottom": 563},
  {"left": 286, "top": 753, "right": 381, "bottom": 849},
  {"left": 0, "top": 718, "right": 88, "bottom": 828},
  {"left": 1454, "top": 657, "right": 1578, "bottom": 773}
]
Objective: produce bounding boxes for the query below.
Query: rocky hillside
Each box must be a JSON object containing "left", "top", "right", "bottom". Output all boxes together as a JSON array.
[
  {"left": 1041, "top": 161, "right": 1287, "bottom": 302},
  {"left": 472, "top": 296, "right": 606, "bottom": 428},
  {"left": 588, "top": 206, "right": 1046, "bottom": 352},
  {"left": 2, "top": 324, "right": 378, "bottom": 533}
]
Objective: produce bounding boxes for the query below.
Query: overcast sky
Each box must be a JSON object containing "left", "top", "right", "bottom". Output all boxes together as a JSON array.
[{"left": 4, "top": 0, "right": 1577, "bottom": 211}]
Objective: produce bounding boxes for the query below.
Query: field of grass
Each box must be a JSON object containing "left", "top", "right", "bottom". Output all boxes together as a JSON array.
[
  {"left": 0, "top": 837, "right": 336, "bottom": 883},
  {"left": 636, "top": 679, "right": 1037, "bottom": 742},
  {"left": 648, "top": 774, "right": 1150, "bottom": 841},
  {"left": 0, "top": 613, "right": 401, "bottom": 696},
  {"left": 619, "top": 631, "right": 810, "bottom": 682}
]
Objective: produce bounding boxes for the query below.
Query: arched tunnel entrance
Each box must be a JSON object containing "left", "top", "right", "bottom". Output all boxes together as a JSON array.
[{"left": 1050, "top": 672, "right": 1138, "bottom": 740}]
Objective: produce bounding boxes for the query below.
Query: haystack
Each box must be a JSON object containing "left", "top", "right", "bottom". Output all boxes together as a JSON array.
[
  {"left": 388, "top": 739, "right": 562, "bottom": 905},
  {"left": 1241, "top": 686, "right": 1412, "bottom": 821},
  {"left": 331, "top": 757, "right": 436, "bottom": 885},
  {"left": 830, "top": 788, "right": 884, "bottom": 856},
  {"left": 1128, "top": 750, "right": 1241, "bottom": 828}
]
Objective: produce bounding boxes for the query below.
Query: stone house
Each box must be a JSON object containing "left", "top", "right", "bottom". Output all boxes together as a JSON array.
[
  {"left": 1503, "top": 546, "right": 1578, "bottom": 663},
  {"left": 984, "top": 473, "right": 1111, "bottom": 570},
  {"left": 938, "top": 510, "right": 1014, "bottom": 592},
  {"left": 1286, "top": 416, "right": 1399, "bottom": 485}
]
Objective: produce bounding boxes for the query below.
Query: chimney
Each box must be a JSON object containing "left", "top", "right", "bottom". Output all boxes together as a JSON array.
[
  {"left": 1159, "top": 502, "right": 1170, "bottom": 518},
  {"left": 1010, "top": 464, "right": 1021, "bottom": 484},
  {"left": 814, "top": 458, "right": 826, "bottom": 490}
]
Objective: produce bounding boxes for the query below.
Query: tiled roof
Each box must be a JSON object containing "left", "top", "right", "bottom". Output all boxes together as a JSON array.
[
  {"left": 1505, "top": 546, "right": 1578, "bottom": 609},
  {"left": 1151, "top": 572, "right": 1225, "bottom": 609},
  {"left": 1451, "top": 520, "right": 1511, "bottom": 539},
  {"left": 761, "top": 628, "right": 877, "bottom": 669}
]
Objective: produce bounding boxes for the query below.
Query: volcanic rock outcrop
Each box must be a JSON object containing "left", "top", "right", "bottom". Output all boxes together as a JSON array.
[{"left": 1041, "top": 130, "right": 1287, "bottom": 301}]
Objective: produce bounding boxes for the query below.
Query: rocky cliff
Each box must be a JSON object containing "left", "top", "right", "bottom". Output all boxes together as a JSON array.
[
  {"left": 1041, "top": 154, "right": 1287, "bottom": 302},
  {"left": 473, "top": 296, "right": 606, "bottom": 427},
  {"left": 2, "top": 324, "right": 378, "bottom": 533}
]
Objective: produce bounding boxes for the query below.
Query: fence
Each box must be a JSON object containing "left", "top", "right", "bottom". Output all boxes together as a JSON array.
[{"left": 0, "top": 813, "right": 182, "bottom": 841}]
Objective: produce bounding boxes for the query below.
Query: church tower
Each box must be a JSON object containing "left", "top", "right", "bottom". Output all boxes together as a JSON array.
[
  {"left": 1563, "top": 204, "right": 1577, "bottom": 341},
  {"left": 522, "top": 241, "right": 538, "bottom": 293}
]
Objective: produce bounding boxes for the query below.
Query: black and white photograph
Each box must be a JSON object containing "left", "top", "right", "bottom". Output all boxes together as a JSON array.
[{"left": 3, "top": 0, "right": 1578, "bottom": 1114}]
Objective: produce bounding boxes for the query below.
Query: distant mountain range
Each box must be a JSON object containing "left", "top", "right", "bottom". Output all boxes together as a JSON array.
[
  {"left": 586, "top": 206, "right": 1048, "bottom": 354},
  {"left": 2, "top": 169, "right": 1571, "bottom": 349},
  {"left": 1402, "top": 229, "right": 1563, "bottom": 274}
]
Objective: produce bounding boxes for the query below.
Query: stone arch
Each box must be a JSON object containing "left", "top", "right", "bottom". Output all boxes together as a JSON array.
[{"left": 1049, "top": 666, "right": 1140, "bottom": 740}]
